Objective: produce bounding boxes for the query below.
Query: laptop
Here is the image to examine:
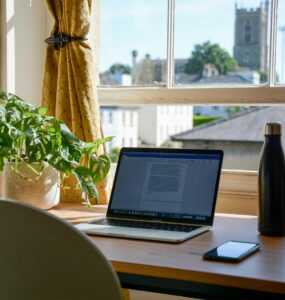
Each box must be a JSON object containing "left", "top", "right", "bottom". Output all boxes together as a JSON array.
[{"left": 76, "top": 147, "right": 223, "bottom": 243}]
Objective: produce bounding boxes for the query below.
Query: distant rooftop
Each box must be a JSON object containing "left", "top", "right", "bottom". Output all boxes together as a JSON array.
[
  {"left": 172, "top": 107, "right": 285, "bottom": 145},
  {"left": 100, "top": 105, "right": 139, "bottom": 111}
]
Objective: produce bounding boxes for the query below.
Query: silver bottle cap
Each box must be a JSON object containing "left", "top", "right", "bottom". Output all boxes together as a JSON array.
[{"left": 264, "top": 122, "right": 282, "bottom": 135}]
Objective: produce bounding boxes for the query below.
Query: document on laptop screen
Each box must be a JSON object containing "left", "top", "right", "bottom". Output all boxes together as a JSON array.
[{"left": 110, "top": 152, "right": 221, "bottom": 218}]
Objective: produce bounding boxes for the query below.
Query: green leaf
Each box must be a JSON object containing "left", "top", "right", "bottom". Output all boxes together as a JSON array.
[
  {"left": 47, "top": 119, "right": 62, "bottom": 152},
  {"left": 72, "top": 168, "right": 99, "bottom": 201},
  {"left": 0, "top": 157, "right": 5, "bottom": 172},
  {"left": 0, "top": 91, "right": 21, "bottom": 102},
  {"left": 0, "top": 122, "right": 19, "bottom": 156},
  {"left": 90, "top": 154, "right": 111, "bottom": 184},
  {"left": 74, "top": 166, "right": 91, "bottom": 178},
  {"left": 5, "top": 98, "right": 35, "bottom": 113},
  {"left": 48, "top": 155, "right": 73, "bottom": 172},
  {"left": 25, "top": 128, "right": 54, "bottom": 162},
  {"left": 83, "top": 137, "right": 113, "bottom": 155},
  {"left": 61, "top": 141, "right": 83, "bottom": 164},
  {"left": 37, "top": 107, "right": 48, "bottom": 116},
  {"left": 59, "top": 125, "right": 84, "bottom": 164},
  {"left": 0, "top": 106, "right": 6, "bottom": 122},
  {"left": 88, "top": 153, "right": 98, "bottom": 171},
  {"left": 60, "top": 123, "right": 80, "bottom": 142},
  {"left": 6, "top": 107, "right": 23, "bottom": 127},
  {"left": 22, "top": 114, "right": 44, "bottom": 131}
]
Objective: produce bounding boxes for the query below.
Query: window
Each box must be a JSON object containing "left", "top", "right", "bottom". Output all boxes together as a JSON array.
[
  {"left": 97, "top": 0, "right": 285, "bottom": 171},
  {"left": 276, "top": 0, "right": 285, "bottom": 84},
  {"left": 244, "top": 22, "right": 251, "bottom": 43},
  {"left": 99, "top": 0, "right": 167, "bottom": 87},
  {"left": 98, "top": 0, "right": 284, "bottom": 105},
  {"left": 108, "top": 111, "right": 113, "bottom": 124},
  {"left": 130, "top": 112, "right": 134, "bottom": 126},
  {"left": 122, "top": 112, "right": 126, "bottom": 126}
]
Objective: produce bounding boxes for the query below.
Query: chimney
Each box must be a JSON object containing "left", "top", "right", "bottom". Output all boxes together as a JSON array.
[{"left": 132, "top": 50, "right": 138, "bottom": 68}]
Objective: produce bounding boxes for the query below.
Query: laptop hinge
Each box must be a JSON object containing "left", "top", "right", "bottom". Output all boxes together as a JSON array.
[{"left": 107, "top": 216, "right": 205, "bottom": 227}]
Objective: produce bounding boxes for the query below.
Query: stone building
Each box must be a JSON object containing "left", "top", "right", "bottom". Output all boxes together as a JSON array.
[{"left": 233, "top": 1, "right": 269, "bottom": 72}]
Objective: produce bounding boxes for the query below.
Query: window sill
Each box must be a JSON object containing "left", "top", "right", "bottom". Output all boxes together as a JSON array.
[
  {"left": 98, "top": 86, "right": 285, "bottom": 105},
  {"left": 217, "top": 169, "right": 258, "bottom": 215}
]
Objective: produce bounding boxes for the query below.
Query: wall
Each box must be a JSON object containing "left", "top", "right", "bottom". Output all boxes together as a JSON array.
[
  {"left": 138, "top": 105, "right": 157, "bottom": 145},
  {"left": 183, "top": 140, "right": 262, "bottom": 171},
  {"left": 157, "top": 105, "right": 193, "bottom": 146},
  {"left": 0, "top": 0, "right": 50, "bottom": 105},
  {"left": 138, "top": 105, "right": 193, "bottom": 146},
  {"left": 101, "top": 107, "right": 138, "bottom": 151}
]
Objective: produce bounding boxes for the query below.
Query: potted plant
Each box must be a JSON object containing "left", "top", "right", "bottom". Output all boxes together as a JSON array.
[{"left": 0, "top": 91, "right": 111, "bottom": 209}]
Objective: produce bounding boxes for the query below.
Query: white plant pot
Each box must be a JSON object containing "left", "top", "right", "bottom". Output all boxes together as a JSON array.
[{"left": 2, "top": 162, "right": 60, "bottom": 210}]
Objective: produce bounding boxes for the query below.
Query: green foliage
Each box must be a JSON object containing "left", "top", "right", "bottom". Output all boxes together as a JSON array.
[
  {"left": 259, "top": 71, "right": 268, "bottom": 83},
  {"left": 226, "top": 106, "right": 244, "bottom": 116},
  {"left": 193, "top": 115, "right": 220, "bottom": 127},
  {"left": 185, "top": 41, "right": 237, "bottom": 76},
  {"left": 110, "top": 63, "right": 131, "bottom": 75},
  {"left": 109, "top": 147, "right": 120, "bottom": 163},
  {"left": 0, "top": 91, "right": 112, "bottom": 205},
  {"left": 160, "top": 139, "right": 182, "bottom": 148}
]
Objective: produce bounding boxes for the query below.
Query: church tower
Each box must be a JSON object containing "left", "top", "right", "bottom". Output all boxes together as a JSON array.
[{"left": 233, "top": 1, "right": 269, "bottom": 72}]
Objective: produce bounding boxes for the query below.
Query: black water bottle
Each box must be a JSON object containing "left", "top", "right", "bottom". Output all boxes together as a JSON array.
[{"left": 258, "top": 122, "right": 285, "bottom": 236}]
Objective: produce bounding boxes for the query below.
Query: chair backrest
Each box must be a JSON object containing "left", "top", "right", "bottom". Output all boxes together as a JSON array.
[{"left": 0, "top": 198, "right": 122, "bottom": 300}]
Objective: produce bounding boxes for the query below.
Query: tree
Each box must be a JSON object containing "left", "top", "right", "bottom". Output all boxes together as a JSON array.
[
  {"left": 108, "top": 147, "right": 120, "bottom": 163},
  {"left": 259, "top": 71, "right": 268, "bottom": 83},
  {"left": 185, "top": 41, "right": 237, "bottom": 76},
  {"left": 109, "top": 63, "right": 131, "bottom": 75}
]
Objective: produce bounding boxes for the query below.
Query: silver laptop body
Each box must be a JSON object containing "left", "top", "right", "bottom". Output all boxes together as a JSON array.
[{"left": 76, "top": 147, "right": 223, "bottom": 243}]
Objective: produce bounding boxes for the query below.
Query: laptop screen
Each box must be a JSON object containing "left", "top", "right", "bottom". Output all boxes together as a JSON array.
[{"left": 108, "top": 148, "right": 223, "bottom": 225}]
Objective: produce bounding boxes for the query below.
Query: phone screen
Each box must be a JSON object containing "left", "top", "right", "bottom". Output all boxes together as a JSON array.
[{"left": 203, "top": 241, "right": 260, "bottom": 262}]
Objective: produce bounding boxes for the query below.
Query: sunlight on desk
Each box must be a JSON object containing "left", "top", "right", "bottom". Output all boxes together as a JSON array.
[{"left": 49, "top": 203, "right": 285, "bottom": 300}]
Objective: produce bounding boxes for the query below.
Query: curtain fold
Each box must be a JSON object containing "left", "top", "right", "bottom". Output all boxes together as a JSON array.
[{"left": 42, "top": 0, "right": 111, "bottom": 204}]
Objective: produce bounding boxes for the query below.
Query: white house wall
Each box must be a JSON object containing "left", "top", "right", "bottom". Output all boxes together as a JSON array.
[
  {"left": 156, "top": 105, "right": 193, "bottom": 146},
  {"left": 101, "top": 108, "right": 138, "bottom": 152},
  {"left": 138, "top": 105, "right": 157, "bottom": 145},
  {"left": 139, "top": 105, "right": 193, "bottom": 146}
]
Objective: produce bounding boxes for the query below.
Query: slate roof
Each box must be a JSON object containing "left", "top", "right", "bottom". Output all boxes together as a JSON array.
[
  {"left": 194, "top": 74, "right": 249, "bottom": 84},
  {"left": 172, "top": 107, "right": 285, "bottom": 144},
  {"left": 176, "top": 74, "right": 250, "bottom": 85}
]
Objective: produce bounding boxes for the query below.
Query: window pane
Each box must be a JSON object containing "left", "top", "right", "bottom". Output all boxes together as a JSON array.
[
  {"left": 174, "top": 0, "right": 271, "bottom": 86},
  {"left": 276, "top": 0, "right": 285, "bottom": 84},
  {"left": 99, "top": 0, "right": 167, "bottom": 86},
  {"left": 174, "top": 105, "right": 285, "bottom": 171},
  {"left": 100, "top": 104, "right": 193, "bottom": 158},
  {"left": 102, "top": 104, "right": 285, "bottom": 172}
]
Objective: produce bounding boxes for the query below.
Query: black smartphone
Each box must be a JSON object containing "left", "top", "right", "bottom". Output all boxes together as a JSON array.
[{"left": 203, "top": 241, "right": 260, "bottom": 262}]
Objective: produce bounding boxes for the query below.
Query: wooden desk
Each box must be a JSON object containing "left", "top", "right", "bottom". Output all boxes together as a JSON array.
[{"left": 50, "top": 204, "right": 285, "bottom": 299}]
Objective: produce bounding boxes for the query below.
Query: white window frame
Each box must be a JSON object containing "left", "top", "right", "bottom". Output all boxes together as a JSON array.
[
  {"left": 97, "top": 0, "right": 283, "bottom": 211},
  {"left": 98, "top": 0, "right": 285, "bottom": 105}
]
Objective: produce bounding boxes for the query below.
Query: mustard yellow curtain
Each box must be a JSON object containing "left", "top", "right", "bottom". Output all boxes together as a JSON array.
[{"left": 42, "top": 0, "right": 110, "bottom": 204}]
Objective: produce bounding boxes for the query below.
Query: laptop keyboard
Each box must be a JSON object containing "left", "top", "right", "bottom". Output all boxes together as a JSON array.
[{"left": 92, "top": 219, "right": 196, "bottom": 232}]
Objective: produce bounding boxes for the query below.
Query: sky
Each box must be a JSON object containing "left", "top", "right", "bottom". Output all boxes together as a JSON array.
[{"left": 99, "top": 0, "right": 285, "bottom": 82}]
